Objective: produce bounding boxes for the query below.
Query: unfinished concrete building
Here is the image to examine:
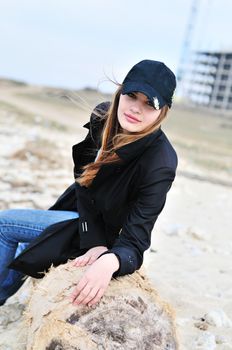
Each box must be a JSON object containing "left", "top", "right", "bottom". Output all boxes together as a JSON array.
[{"left": 186, "top": 51, "right": 232, "bottom": 110}]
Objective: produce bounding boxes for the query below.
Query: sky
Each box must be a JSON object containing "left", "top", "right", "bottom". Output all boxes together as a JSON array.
[{"left": 0, "top": 0, "right": 231, "bottom": 93}]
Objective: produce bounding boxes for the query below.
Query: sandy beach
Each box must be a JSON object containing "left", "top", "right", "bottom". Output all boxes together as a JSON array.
[{"left": 0, "top": 79, "right": 232, "bottom": 349}]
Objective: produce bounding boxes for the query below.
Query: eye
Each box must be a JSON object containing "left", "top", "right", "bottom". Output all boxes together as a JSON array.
[
  {"left": 146, "top": 100, "right": 154, "bottom": 108},
  {"left": 127, "top": 92, "right": 136, "bottom": 98}
]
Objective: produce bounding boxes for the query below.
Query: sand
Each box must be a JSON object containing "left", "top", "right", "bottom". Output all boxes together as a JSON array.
[{"left": 0, "top": 80, "right": 232, "bottom": 349}]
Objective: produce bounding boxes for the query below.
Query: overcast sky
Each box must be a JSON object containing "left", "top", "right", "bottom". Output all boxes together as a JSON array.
[{"left": 0, "top": 0, "right": 231, "bottom": 92}]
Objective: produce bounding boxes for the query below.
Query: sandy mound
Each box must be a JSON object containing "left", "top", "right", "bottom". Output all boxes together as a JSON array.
[{"left": 24, "top": 263, "right": 178, "bottom": 350}]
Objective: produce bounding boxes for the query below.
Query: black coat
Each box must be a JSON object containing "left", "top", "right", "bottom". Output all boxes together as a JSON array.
[{"left": 10, "top": 102, "right": 178, "bottom": 278}]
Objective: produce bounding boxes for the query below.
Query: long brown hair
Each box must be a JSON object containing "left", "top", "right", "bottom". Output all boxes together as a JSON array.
[{"left": 76, "top": 85, "right": 169, "bottom": 187}]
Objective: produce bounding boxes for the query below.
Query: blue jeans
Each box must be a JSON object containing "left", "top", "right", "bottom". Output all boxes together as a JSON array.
[{"left": 0, "top": 209, "right": 79, "bottom": 303}]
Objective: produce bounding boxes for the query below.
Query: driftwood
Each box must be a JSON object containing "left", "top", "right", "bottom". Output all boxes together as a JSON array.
[{"left": 24, "top": 262, "right": 179, "bottom": 350}]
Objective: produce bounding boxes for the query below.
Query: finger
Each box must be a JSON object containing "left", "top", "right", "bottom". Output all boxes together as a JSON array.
[
  {"left": 79, "top": 256, "right": 91, "bottom": 266},
  {"left": 79, "top": 287, "right": 99, "bottom": 305},
  {"left": 87, "top": 255, "right": 98, "bottom": 265},
  {"left": 73, "top": 285, "right": 92, "bottom": 305},
  {"left": 72, "top": 256, "right": 86, "bottom": 266},
  {"left": 88, "top": 288, "right": 105, "bottom": 307},
  {"left": 72, "top": 255, "right": 85, "bottom": 266},
  {"left": 70, "top": 278, "right": 88, "bottom": 302},
  {"left": 73, "top": 256, "right": 91, "bottom": 267}
]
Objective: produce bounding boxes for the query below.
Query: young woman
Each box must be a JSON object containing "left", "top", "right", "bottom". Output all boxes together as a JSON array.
[{"left": 0, "top": 59, "right": 177, "bottom": 307}]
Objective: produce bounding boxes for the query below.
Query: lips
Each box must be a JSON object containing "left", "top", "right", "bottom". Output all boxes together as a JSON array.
[{"left": 124, "top": 113, "right": 141, "bottom": 123}]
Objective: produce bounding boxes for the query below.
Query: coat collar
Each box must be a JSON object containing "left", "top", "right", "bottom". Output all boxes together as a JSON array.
[
  {"left": 83, "top": 120, "right": 103, "bottom": 148},
  {"left": 83, "top": 121, "right": 162, "bottom": 163},
  {"left": 83, "top": 101, "right": 110, "bottom": 148},
  {"left": 86, "top": 127, "right": 163, "bottom": 192},
  {"left": 115, "top": 128, "right": 162, "bottom": 162},
  {"left": 82, "top": 101, "right": 162, "bottom": 163}
]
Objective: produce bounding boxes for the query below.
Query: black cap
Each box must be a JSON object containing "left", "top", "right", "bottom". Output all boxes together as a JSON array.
[{"left": 121, "top": 59, "right": 176, "bottom": 109}]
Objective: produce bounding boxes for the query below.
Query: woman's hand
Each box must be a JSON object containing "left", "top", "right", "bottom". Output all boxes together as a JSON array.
[
  {"left": 70, "top": 253, "right": 120, "bottom": 307},
  {"left": 72, "top": 246, "right": 108, "bottom": 267}
]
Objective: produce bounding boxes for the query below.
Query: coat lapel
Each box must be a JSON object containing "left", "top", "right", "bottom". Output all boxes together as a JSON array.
[
  {"left": 115, "top": 128, "right": 162, "bottom": 162},
  {"left": 88, "top": 128, "right": 163, "bottom": 191}
]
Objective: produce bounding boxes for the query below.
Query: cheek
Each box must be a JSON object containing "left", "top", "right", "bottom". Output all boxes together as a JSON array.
[
  {"left": 118, "top": 96, "right": 126, "bottom": 111},
  {"left": 117, "top": 102, "right": 123, "bottom": 125},
  {"left": 117, "top": 96, "right": 126, "bottom": 119},
  {"left": 144, "top": 110, "right": 161, "bottom": 125}
]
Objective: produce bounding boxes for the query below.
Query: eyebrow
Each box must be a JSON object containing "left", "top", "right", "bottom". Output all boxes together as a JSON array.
[{"left": 134, "top": 92, "right": 149, "bottom": 102}]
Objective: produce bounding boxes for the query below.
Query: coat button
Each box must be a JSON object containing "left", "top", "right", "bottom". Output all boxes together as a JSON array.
[{"left": 91, "top": 198, "right": 95, "bottom": 205}]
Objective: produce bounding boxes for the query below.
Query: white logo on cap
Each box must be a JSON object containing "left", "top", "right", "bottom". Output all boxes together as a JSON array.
[{"left": 153, "top": 97, "right": 160, "bottom": 110}]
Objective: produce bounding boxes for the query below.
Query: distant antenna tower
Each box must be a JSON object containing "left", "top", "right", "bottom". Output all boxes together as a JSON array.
[{"left": 177, "top": 0, "right": 200, "bottom": 86}]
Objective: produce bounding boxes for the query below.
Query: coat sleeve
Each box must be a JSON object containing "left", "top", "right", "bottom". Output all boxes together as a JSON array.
[{"left": 99, "top": 166, "right": 176, "bottom": 277}]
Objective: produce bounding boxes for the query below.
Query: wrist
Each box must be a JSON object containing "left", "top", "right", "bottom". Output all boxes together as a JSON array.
[{"left": 98, "top": 253, "right": 120, "bottom": 273}]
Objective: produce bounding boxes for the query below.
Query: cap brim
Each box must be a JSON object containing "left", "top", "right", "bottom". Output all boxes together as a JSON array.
[{"left": 121, "top": 81, "right": 166, "bottom": 109}]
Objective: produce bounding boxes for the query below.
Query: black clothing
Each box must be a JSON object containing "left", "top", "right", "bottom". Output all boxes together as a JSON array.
[{"left": 10, "top": 102, "right": 177, "bottom": 278}]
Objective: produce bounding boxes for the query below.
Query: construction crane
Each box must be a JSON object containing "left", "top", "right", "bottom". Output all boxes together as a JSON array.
[{"left": 177, "top": 0, "right": 200, "bottom": 84}]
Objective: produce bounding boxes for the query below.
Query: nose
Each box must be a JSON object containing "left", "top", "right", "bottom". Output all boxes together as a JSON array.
[{"left": 130, "top": 100, "right": 142, "bottom": 114}]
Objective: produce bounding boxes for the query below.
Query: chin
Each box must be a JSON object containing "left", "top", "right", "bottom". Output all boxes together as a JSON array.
[
  {"left": 121, "top": 123, "right": 139, "bottom": 133},
  {"left": 119, "top": 122, "right": 140, "bottom": 132}
]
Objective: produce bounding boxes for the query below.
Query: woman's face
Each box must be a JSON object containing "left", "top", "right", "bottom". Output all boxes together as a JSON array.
[{"left": 117, "top": 92, "right": 161, "bottom": 133}]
